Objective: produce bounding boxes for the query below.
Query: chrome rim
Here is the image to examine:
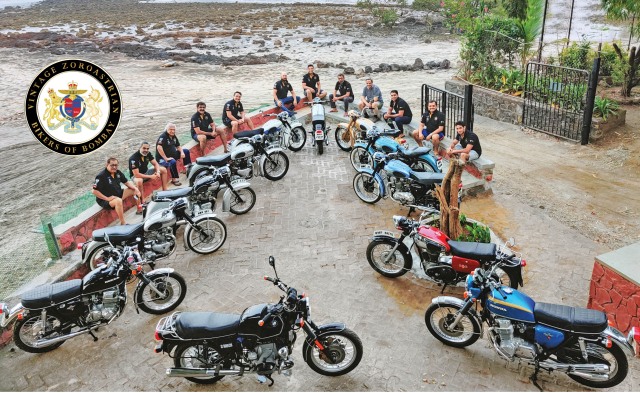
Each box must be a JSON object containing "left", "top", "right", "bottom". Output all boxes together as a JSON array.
[
  {"left": 350, "top": 147, "right": 372, "bottom": 170},
  {"left": 353, "top": 173, "right": 380, "bottom": 202},
  {"left": 289, "top": 127, "right": 305, "bottom": 149},
  {"left": 189, "top": 219, "right": 225, "bottom": 253},
  {"left": 179, "top": 345, "right": 222, "bottom": 380},
  {"left": 310, "top": 334, "right": 358, "bottom": 372},
  {"left": 264, "top": 152, "right": 287, "bottom": 178},
  {"left": 141, "top": 276, "right": 182, "bottom": 311},
  {"left": 335, "top": 126, "right": 351, "bottom": 150},
  {"left": 412, "top": 160, "right": 435, "bottom": 173},
  {"left": 430, "top": 306, "right": 475, "bottom": 343},
  {"left": 18, "top": 315, "right": 63, "bottom": 348},
  {"left": 230, "top": 189, "right": 254, "bottom": 213},
  {"left": 370, "top": 242, "right": 406, "bottom": 274}
]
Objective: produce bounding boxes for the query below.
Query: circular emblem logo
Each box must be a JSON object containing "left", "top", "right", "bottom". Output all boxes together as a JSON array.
[{"left": 25, "top": 59, "right": 122, "bottom": 155}]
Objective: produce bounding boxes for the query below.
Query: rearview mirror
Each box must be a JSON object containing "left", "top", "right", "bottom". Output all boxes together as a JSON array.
[{"left": 269, "top": 256, "right": 275, "bottom": 267}]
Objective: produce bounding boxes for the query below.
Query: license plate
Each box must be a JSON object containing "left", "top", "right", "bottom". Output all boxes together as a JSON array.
[
  {"left": 315, "top": 131, "right": 324, "bottom": 140},
  {"left": 373, "top": 230, "right": 396, "bottom": 237},
  {"left": 195, "top": 209, "right": 213, "bottom": 216}
]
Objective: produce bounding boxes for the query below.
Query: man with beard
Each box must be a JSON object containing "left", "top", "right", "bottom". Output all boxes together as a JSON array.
[
  {"left": 156, "top": 122, "right": 192, "bottom": 186},
  {"left": 92, "top": 157, "right": 141, "bottom": 224},
  {"left": 383, "top": 90, "right": 413, "bottom": 133},
  {"left": 329, "top": 73, "right": 354, "bottom": 115},
  {"left": 191, "top": 101, "right": 229, "bottom": 154},
  {"left": 302, "top": 64, "right": 327, "bottom": 102},
  {"left": 222, "top": 91, "right": 255, "bottom": 135},
  {"left": 129, "top": 141, "right": 168, "bottom": 211},
  {"left": 413, "top": 100, "right": 445, "bottom": 156},
  {"left": 273, "top": 71, "right": 300, "bottom": 116}
]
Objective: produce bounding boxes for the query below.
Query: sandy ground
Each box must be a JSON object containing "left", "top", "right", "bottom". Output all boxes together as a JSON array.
[{"left": 0, "top": 0, "right": 638, "bottom": 278}]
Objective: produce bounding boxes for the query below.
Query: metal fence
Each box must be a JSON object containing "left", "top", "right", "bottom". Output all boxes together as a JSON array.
[{"left": 421, "top": 84, "right": 474, "bottom": 139}]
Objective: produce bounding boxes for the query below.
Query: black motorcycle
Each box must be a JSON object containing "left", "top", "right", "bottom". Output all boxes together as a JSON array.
[
  {"left": 154, "top": 256, "right": 363, "bottom": 386},
  {"left": 0, "top": 240, "right": 187, "bottom": 353}
]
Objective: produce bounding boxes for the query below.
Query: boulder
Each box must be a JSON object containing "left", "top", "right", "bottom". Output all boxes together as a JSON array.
[
  {"left": 440, "top": 59, "right": 451, "bottom": 69},
  {"left": 316, "top": 61, "right": 331, "bottom": 68},
  {"left": 413, "top": 58, "right": 424, "bottom": 70},
  {"left": 176, "top": 42, "right": 192, "bottom": 50},
  {"left": 344, "top": 67, "right": 355, "bottom": 75},
  {"left": 274, "top": 39, "right": 282, "bottom": 46},
  {"left": 379, "top": 63, "right": 391, "bottom": 72},
  {"left": 162, "top": 61, "right": 178, "bottom": 67},
  {"left": 253, "top": 39, "right": 265, "bottom": 45},
  {"left": 364, "top": 66, "right": 373, "bottom": 73},
  {"left": 356, "top": 68, "right": 365, "bottom": 78},
  {"left": 390, "top": 63, "right": 400, "bottom": 71},
  {"left": 302, "top": 37, "right": 313, "bottom": 43},
  {"left": 231, "top": 35, "right": 241, "bottom": 39}
]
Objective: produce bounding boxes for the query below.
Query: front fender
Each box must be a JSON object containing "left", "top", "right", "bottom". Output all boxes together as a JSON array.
[
  {"left": 371, "top": 234, "right": 410, "bottom": 255},
  {"left": 82, "top": 240, "right": 106, "bottom": 264},
  {"left": 358, "top": 168, "right": 386, "bottom": 196},
  {"left": 0, "top": 303, "right": 25, "bottom": 328},
  {"left": 302, "top": 322, "right": 347, "bottom": 362},
  {"left": 289, "top": 119, "right": 303, "bottom": 129},
  {"left": 430, "top": 296, "right": 484, "bottom": 336},
  {"left": 222, "top": 181, "right": 251, "bottom": 211},
  {"left": 133, "top": 268, "right": 175, "bottom": 313}
]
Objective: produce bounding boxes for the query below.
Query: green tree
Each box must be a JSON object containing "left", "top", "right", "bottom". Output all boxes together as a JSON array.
[
  {"left": 602, "top": 0, "right": 640, "bottom": 96},
  {"left": 502, "top": 0, "right": 528, "bottom": 20},
  {"left": 357, "top": 0, "right": 408, "bottom": 27},
  {"left": 517, "top": 0, "right": 544, "bottom": 70}
]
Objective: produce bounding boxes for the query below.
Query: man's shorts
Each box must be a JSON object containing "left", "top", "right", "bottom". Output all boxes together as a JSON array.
[
  {"left": 454, "top": 143, "right": 480, "bottom": 161},
  {"left": 130, "top": 168, "right": 155, "bottom": 183},
  {"left": 310, "top": 89, "right": 325, "bottom": 98},
  {"left": 222, "top": 118, "right": 234, "bottom": 127},
  {"left": 97, "top": 190, "right": 123, "bottom": 210},
  {"left": 192, "top": 133, "right": 216, "bottom": 143},
  {"left": 423, "top": 130, "right": 445, "bottom": 140}
]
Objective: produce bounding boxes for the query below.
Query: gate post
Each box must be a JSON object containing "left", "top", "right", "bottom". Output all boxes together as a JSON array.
[
  {"left": 582, "top": 56, "right": 601, "bottom": 145},
  {"left": 421, "top": 84, "right": 427, "bottom": 113},
  {"left": 463, "top": 84, "right": 473, "bottom": 129}
]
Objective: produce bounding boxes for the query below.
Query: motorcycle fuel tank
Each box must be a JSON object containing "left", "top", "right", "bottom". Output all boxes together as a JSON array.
[
  {"left": 237, "top": 303, "right": 283, "bottom": 339},
  {"left": 311, "top": 103, "right": 325, "bottom": 122},
  {"left": 486, "top": 287, "right": 535, "bottom": 323},
  {"left": 374, "top": 137, "right": 400, "bottom": 154},
  {"left": 416, "top": 225, "right": 451, "bottom": 251},
  {"left": 261, "top": 119, "right": 282, "bottom": 134},
  {"left": 144, "top": 208, "right": 177, "bottom": 232},
  {"left": 193, "top": 175, "right": 218, "bottom": 194},
  {"left": 82, "top": 263, "right": 124, "bottom": 294},
  {"left": 386, "top": 159, "right": 412, "bottom": 179},
  {"left": 230, "top": 143, "right": 254, "bottom": 160}
]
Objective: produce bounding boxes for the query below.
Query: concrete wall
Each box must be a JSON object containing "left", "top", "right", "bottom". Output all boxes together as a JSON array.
[{"left": 445, "top": 79, "right": 524, "bottom": 125}]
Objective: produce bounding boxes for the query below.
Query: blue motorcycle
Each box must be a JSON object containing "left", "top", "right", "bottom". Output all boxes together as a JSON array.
[
  {"left": 353, "top": 152, "right": 444, "bottom": 211},
  {"left": 424, "top": 261, "right": 637, "bottom": 389},
  {"left": 348, "top": 127, "right": 442, "bottom": 173}
]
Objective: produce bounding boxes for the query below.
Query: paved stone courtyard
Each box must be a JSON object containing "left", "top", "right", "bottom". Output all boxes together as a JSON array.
[{"left": 0, "top": 134, "right": 638, "bottom": 392}]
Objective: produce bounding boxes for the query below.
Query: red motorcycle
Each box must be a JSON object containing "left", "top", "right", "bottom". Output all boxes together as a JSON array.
[{"left": 366, "top": 215, "right": 525, "bottom": 290}]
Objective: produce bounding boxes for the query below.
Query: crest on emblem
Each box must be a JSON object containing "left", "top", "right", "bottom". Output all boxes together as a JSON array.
[{"left": 44, "top": 81, "right": 103, "bottom": 134}]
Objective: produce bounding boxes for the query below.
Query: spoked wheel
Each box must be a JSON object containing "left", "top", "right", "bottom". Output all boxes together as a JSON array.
[
  {"left": 229, "top": 187, "right": 256, "bottom": 215},
  {"left": 288, "top": 126, "right": 306, "bottom": 152},
  {"left": 13, "top": 313, "right": 68, "bottom": 353},
  {"left": 424, "top": 303, "right": 481, "bottom": 348},
  {"left": 86, "top": 243, "right": 111, "bottom": 270},
  {"left": 174, "top": 344, "right": 226, "bottom": 384},
  {"left": 185, "top": 216, "right": 227, "bottom": 254},
  {"left": 335, "top": 125, "right": 352, "bottom": 151},
  {"left": 558, "top": 341, "right": 628, "bottom": 389},
  {"left": 366, "top": 239, "right": 411, "bottom": 278},
  {"left": 353, "top": 172, "right": 382, "bottom": 204},
  {"left": 263, "top": 151, "right": 289, "bottom": 180},
  {"left": 349, "top": 146, "right": 373, "bottom": 171},
  {"left": 303, "top": 328, "right": 363, "bottom": 376},
  {"left": 136, "top": 272, "right": 187, "bottom": 315}
]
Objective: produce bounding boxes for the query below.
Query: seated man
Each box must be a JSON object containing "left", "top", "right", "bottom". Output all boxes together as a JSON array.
[
  {"left": 358, "top": 78, "right": 383, "bottom": 120},
  {"left": 129, "top": 141, "right": 168, "bottom": 207},
  {"left": 329, "top": 73, "right": 354, "bottom": 115},
  {"left": 383, "top": 90, "right": 413, "bottom": 133},
  {"left": 222, "top": 91, "right": 255, "bottom": 135},
  {"left": 156, "top": 122, "right": 192, "bottom": 186},
  {"left": 273, "top": 72, "right": 300, "bottom": 116},
  {"left": 191, "top": 101, "right": 229, "bottom": 154},
  {"left": 447, "top": 120, "right": 482, "bottom": 164},
  {"left": 302, "top": 64, "right": 327, "bottom": 102},
  {"left": 413, "top": 100, "right": 445, "bottom": 156},
  {"left": 92, "top": 157, "right": 141, "bottom": 223}
]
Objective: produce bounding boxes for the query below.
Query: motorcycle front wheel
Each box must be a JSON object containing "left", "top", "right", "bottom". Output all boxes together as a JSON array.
[
  {"left": 424, "top": 302, "right": 481, "bottom": 348},
  {"left": 173, "top": 343, "right": 225, "bottom": 384},
  {"left": 349, "top": 146, "right": 373, "bottom": 171},
  {"left": 303, "top": 328, "right": 363, "bottom": 376},
  {"left": 185, "top": 216, "right": 227, "bottom": 254},
  {"left": 353, "top": 172, "right": 382, "bottom": 204},
  {"left": 334, "top": 125, "right": 352, "bottom": 152},
  {"left": 229, "top": 187, "right": 256, "bottom": 215},
  {"left": 288, "top": 126, "right": 306, "bottom": 152},
  {"left": 136, "top": 272, "right": 187, "bottom": 315},
  {"left": 559, "top": 341, "right": 628, "bottom": 389},
  {"left": 13, "top": 313, "right": 68, "bottom": 353},
  {"left": 366, "top": 239, "right": 411, "bottom": 278},
  {"left": 262, "top": 151, "right": 289, "bottom": 181}
]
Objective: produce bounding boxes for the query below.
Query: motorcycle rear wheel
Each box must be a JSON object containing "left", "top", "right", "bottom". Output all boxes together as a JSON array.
[
  {"left": 303, "top": 328, "right": 363, "bottom": 376},
  {"left": 288, "top": 126, "right": 306, "bottom": 152},
  {"left": 86, "top": 243, "right": 111, "bottom": 271},
  {"left": 185, "top": 216, "right": 227, "bottom": 254},
  {"left": 366, "top": 239, "right": 411, "bottom": 278},
  {"left": 173, "top": 343, "right": 225, "bottom": 384},
  {"left": 560, "top": 341, "right": 628, "bottom": 389},
  {"left": 229, "top": 187, "right": 256, "bottom": 215},
  {"left": 317, "top": 135, "right": 324, "bottom": 155},
  {"left": 349, "top": 146, "right": 372, "bottom": 171},
  {"left": 262, "top": 151, "right": 289, "bottom": 180},
  {"left": 353, "top": 172, "right": 382, "bottom": 204},
  {"left": 411, "top": 158, "right": 436, "bottom": 173},
  {"left": 424, "top": 303, "right": 481, "bottom": 348},
  {"left": 334, "top": 125, "right": 352, "bottom": 151},
  {"left": 136, "top": 272, "right": 187, "bottom": 315},
  {"left": 14, "top": 313, "right": 67, "bottom": 353}
]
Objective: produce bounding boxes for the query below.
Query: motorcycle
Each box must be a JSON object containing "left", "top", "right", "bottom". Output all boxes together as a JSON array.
[
  {"left": 154, "top": 256, "right": 363, "bottom": 385},
  {"left": 81, "top": 197, "right": 227, "bottom": 270},
  {"left": 0, "top": 240, "right": 187, "bottom": 353},
  {"left": 306, "top": 97, "right": 330, "bottom": 155},
  {"left": 260, "top": 111, "right": 307, "bottom": 152},
  {"left": 334, "top": 109, "right": 377, "bottom": 151},
  {"left": 352, "top": 151, "right": 444, "bottom": 210},
  {"left": 186, "top": 133, "right": 289, "bottom": 184},
  {"left": 367, "top": 214, "right": 524, "bottom": 290},
  {"left": 424, "top": 262, "right": 637, "bottom": 389}
]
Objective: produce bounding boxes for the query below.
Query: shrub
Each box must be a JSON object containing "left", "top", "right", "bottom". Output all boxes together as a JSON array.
[
  {"left": 559, "top": 40, "right": 592, "bottom": 70},
  {"left": 412, "top": 0, "right": 440, "bottom": 11},
  {"left": 458, "top": 214, "right": 491, "bottom": 243},
  {"left": 593, "top": 96, "right": 619, "bottom": 121}
]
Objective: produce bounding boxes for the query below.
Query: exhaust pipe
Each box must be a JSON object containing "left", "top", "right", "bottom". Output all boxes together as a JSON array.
[
  {"left": 538, "top": 361, "right": 610, "bottom": 376},
  {"left": 34, "top": 327, "right": 98, "bottom": 347},
  {"left": 166, "top": 368, "right": 244, "bottom": 378}
]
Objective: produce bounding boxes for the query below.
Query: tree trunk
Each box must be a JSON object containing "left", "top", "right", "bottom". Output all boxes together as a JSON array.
[
  {"left": 613, "top": 44, "right": 640, "bottom": 97},
  {"left": 436, "top": 158, "right": 465, "bottom": 239}
]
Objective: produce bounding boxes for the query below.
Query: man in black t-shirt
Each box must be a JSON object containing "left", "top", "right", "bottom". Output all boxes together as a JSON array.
[
  {"left": 156, "top": 122, "right": 192, "bottom": 186},
  {"left": 302, "top": 64, "right": 327, "bottom": 102},
  {"left": 191, "top": 101, "right": 229, "bottom": 154},
  {"left": 129, "top": 141, "right": 168, "bottom": 201},
  {"left": 329, "top": 73, "right": 354, "bottom": 115},
  {"left": 92, "top": 157, "right": 141, "bottom": 224},
  {"left": 413, "top": 100, "right": 446, "bottom": 156},
  {"left": 222, "top": 91, "right": 255, "bottom": 135},
  {"left": 383, "top": 90, "right": 413, "bottom": 133},
  {"left": 273, "top": 72, "right": 300, "bottom": 116},
  {"left": 447, "top": 120, "right": 482, "bottom": 164}
]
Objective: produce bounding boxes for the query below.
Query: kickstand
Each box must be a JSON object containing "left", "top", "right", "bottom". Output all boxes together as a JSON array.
[
  {"left": 529, "top": 361, "right": 543, "bottom": 392},
  {"left": 407, "top": 206, "right": 415, "bottom": 217},
  {"left": 440, "top": 284, "right": 448, "bottom": 294},
  {"left": 265, "top": 374, "right": 274, "bottom": 387},
  {"left": 88, "top": 330, "right": 99, "bottom": 342}
]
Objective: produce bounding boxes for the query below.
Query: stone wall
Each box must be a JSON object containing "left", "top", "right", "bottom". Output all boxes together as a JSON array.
[{"left": 445, "top": 79, "right": 524, "bottom": 125}]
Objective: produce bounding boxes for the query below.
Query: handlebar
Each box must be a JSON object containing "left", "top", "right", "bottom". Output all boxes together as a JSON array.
[{"left": 264, "top": 275, "right": 288, "bottom": 292}]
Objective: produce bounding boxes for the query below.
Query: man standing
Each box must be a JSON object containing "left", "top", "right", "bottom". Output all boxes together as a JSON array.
[
  {"left": 222, "top": 91, "right": 255, "bottom": 135},
  {"left": 383, "top": 90, "right": 413, "bottom": 133},
  {"left": 156, "top": 122, "right": 192, "bottom": 186},
  {"left": 447, "top": 121, "right": 482, "bottom": 164},
  {"left": 273, "top": 72, "right": 300, "bottom": 116},
  {"left": 191, "top": 101, "right": 229, "bottom": 154},
  {"left": 358, "top": 78, "right": 383, "bottom": 120},
  {"left": 92, "top": 157, "right": 141, "bottom": 223},
  {"left": 302, "top": 64, "right": 327, "bottom": 102},
  {"left": 413, "top": 100, "right": 445, "bottom": 156},
  {"left": 329, "top": 73, "right": 354, "bottom": 115},
  {"left": 129, "top": 141, "right": 168, "bottom": 205}
]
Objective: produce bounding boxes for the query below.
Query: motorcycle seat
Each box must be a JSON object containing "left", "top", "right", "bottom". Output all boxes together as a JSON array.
[
  {"left": 409, "top": 171, "right": 444, "bottom": 186},
  {"left": 447, "top": 240, "right": 496, "bottom": 261},
  {"left": 92, "top": 223, "right": 144, "bottom": 243},
  {"left": 153, "top": 187, "right": 191, "bottom": 201},
  {"left": 534, "top": 303, "right": 608, "bottom": 334},
  {"left": 21, "top": 279, "right": 83, "bottom": 309},
  {"left": 174, "top": 312, "right": 241, "bottom": 339},
  {"left": 234, "top": 128, "right": 264, "bottom": 139},
  {"left": 196, "top": 153, "right": 231, "bottom": 167},
  {"left": 399, "top": 146, "right": 431, "bottom": 158}
]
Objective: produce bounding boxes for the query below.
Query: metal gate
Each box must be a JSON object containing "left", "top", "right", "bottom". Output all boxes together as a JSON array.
[
  {"left": 421, "top": 84, "right": 473, "bottom": 140},
  {"left": 523, "top": 61, "right": 598, "bottom": 144}
]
